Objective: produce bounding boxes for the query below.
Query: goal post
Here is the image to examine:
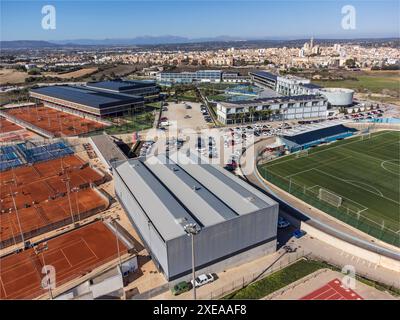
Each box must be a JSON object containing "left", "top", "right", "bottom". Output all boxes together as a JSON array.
[
  {"left": 295, "top": 149, "right": 309, "bottom": 158},
  {"left": 318, "top": 188, "right": 343, "bottom": 208},
  {"left": 360, "top": 132, "right": 371, "bottom": 140}
]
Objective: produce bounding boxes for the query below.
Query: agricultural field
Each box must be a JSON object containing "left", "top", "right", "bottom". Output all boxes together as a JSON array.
[
  {"left": 259, "top": 131, "right": 400, "bottom": 246},
  {"left": 43, "top": 67, "right": 98, "bottom": 79},
  {"left": 314, "top": 70, "right": 400, "bottom": 102},
  {"left": 0, "top": 68, "right": 29, "bottom": 85},
  {"left": 86, "top": 64, "right": 139, "bottom": 81}
]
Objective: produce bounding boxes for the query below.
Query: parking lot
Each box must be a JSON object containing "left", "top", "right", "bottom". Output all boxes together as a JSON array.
[{"left": 159, "top": 101, "right": 209, "bottom": 130}]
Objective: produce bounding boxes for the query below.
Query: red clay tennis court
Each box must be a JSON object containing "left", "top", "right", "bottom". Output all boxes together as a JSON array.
[
  {"left": 0, "top": 155, "right": 106, "bottom": 209},
  {"left": 0, "top": 155, "right": 109, "bottom": 248},
  {"left": 0, "top": 221, "right": 128, "bottom": 300},
  {"left": 0, "top": 117, "right": 36, "bottom": 143},
  {"left": 4, "top": 105, "right": 105, "bottom": 136},
  {"left": 0, "top": 117, "right": 23, "bottom": 133},
  {"left": 0, "top": 187, "right": 109, "bottom": 248},
  {"left": 300, "top": 278, "right": 364, "bottom": 300}
]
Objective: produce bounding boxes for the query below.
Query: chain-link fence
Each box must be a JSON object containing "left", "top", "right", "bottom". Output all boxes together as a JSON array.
[
  {"left": 203, "top": 250, "right": 308, "bottom": 300},
  {"left": 309, "top": 252, "right": 400, "bottom": 291},
  {"left": 258, "top": 167, "right": 399, "bottom": 247}
]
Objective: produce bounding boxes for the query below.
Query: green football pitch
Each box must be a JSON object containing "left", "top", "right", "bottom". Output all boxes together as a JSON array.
[{"left": 258, "top": 130, "right": 400, "bottom": 246}]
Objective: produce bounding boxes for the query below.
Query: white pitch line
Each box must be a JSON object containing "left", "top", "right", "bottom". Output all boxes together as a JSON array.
[
  {"left": 285, "top": 156, "right": 352, "bottom": 179},
  {"left": 314, "top": 168, "right": 400, "bottom": 205}
]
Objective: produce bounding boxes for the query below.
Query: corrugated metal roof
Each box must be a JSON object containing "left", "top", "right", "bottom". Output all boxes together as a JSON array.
[
  {"left": 90, "top": 134, "right": 127, "bottom": 165},
  {"left": 146, "top": 154, "right": 238, "bottom": 225},
  {"left": 114, "top": 153, "right": 276, "bottom": 241},
  {"left": 182, "top": 152, "right": 276, "bottom": 213},
  {"left": 116, "top": 160, "right": 195, "bottom": 240},
  {"left": 31, "top": 85, "right": 144, "bottom": 109}
]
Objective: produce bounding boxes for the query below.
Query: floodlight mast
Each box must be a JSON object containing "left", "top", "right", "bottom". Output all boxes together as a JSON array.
[{"left": 183, "top": 223, "right": 200, "bottom": 300}]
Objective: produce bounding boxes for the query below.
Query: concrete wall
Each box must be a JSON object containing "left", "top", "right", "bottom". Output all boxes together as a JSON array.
[
  {"left": 113, "top": 169, "right": 169, "bottom": 276},
  {"left": 301, "top": 222, "right": 400, "bottom": 272},
  {"left": 166, "top": 205, "right": 278, "bottom": 281}
]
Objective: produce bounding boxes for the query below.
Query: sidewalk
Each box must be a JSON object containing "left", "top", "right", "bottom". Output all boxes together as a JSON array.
[
  {"left": 151, "top": 246, "right": 308, "bottom": 300},
  {"left": 266, "top": 269, "right": 397, "bottom": 300},
  {"left": 297, "top": 235, "right": 400, "bottom": 289}
]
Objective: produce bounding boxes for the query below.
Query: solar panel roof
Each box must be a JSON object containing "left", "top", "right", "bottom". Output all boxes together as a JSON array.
[
  {"left": 86, "top": 80, "right": 156, "bottom": 92},
  {"left": 250, "top": 71, "right": 278, "bottom": 81},
  {"left": 31, "top": 85, "right": 144, "bottom": 109},
  {"left": 283, "top": 124, "right": 357, "bottom": 145}
]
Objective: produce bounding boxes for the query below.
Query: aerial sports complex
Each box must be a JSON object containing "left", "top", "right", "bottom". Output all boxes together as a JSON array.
[{"left": 259, "top": 129, "right": 400, "bottom": 247}]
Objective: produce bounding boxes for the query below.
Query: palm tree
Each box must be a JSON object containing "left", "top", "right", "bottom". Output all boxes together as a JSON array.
[
  {"left": 238, "top": 112, "right": 245, "bottom": 124},
  {"left": 249, "top": 106, "right": 258, "bottom": 123}
]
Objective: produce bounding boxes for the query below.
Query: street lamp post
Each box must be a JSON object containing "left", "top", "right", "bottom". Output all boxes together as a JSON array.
[{"left": 183, "top": 223, "right": 200, "bottom": 300}]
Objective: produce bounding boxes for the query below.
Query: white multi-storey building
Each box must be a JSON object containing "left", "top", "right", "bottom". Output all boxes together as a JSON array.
[{"left": 216, "top": 95, "right": 328, "bottom": 124}]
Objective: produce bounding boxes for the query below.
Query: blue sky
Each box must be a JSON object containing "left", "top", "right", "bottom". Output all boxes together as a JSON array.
[{"left": 1, "top": 0, "right": 399, "bottom": 41}]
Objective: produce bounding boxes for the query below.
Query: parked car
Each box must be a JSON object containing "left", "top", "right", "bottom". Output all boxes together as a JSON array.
[
  {"left": 171, "top": 281, "right": 190, "bottom": 296},
  {"left": 293, "top": 229, "right": 306, "bottom": 239},
  {"left": 191, "top": 273, "right": 215, "bottom": 288},
  {"left": 278, "top": 217, "right": 290, "bottom": 229}
]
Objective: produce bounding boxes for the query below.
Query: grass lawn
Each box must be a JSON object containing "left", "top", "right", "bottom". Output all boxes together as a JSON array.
[
  {"left": 223, "top": 258, "right": 400, "bottom": 299},
  {"left": 224, "top": 259, "right": 327, "bottom": 299},
  {"left": 258, "top": 131, "right": 400, "bottom": 246},
  {"left": 206, "top": 94, "right": 229, "bottom": 102},
  {"left": 176, "top": 90, "right": 200, "bottom": 102},
  {"left": 314, "top": 72, "right": 400, "bottom": 94},
  {"left": 145, "top": 101, "right": 162, "bottom": 109}
]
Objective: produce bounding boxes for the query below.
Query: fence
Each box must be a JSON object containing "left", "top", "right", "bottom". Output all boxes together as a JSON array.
[
  {"left": 258, "top": 167, "right": 399, "bottom": 247},
  {"left": 203, "top": 250, "right": 308, "bottom": 300},
  {"left": 129, "top": 283, "right": 170, "bottom": 300},
  {"left": 0, "top": 109, "right": 55, "bottom": 138},
  {"left": 309, "top": 252, "right": 400, "bottom": 291},
  {"left": 0, "top": 199, "right": 108, "bottom": 250},
  {"left": 263, "top": 268, "right": 330, "bottom": 300}
]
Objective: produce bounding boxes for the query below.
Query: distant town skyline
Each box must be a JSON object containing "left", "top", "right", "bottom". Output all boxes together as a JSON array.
[{"left": 1, "top": 0, "right": 399, "bottom": 42}]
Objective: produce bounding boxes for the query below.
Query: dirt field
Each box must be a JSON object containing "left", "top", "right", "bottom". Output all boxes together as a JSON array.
[
  {"left": 4, "top": 105, "right": 105, "bottom": 136},
  {"left": 0, "top": 155, "right": 108, "bottom": 248},
  {"left": 0, "top": 221, "right": 128, "bottom": 300},
  {"left": 0, "top": 69, "right": 28, "bottom": 85},
  {"left": 43, "top": 67, "right": 98, "bottom": 79},
  {"left": 88, "top": 64, "right": 138, "bottom": 81}
]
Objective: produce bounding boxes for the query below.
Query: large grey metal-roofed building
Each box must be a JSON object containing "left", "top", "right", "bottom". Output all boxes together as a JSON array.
[
  {"left": 113, "top": 152, "right": 278, "bottom": 282},
  {"left": 30, "top": 85, "right": 144, "bottom": 117}
]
